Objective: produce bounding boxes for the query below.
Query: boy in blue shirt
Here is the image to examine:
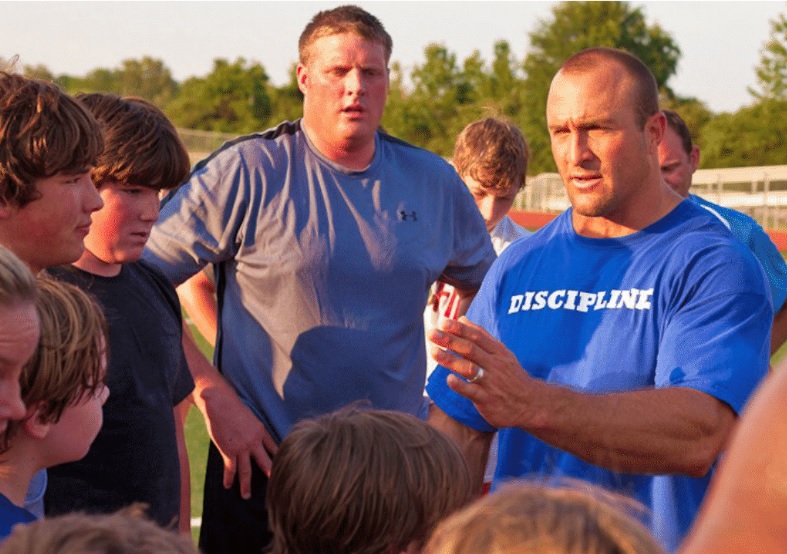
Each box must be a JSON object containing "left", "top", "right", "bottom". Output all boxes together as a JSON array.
[{"left": 0, "top": 278, "right": 108, "bottom": 539}]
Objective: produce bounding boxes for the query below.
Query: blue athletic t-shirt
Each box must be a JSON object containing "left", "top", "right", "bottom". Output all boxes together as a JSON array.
[
  {"left": 692, "top": 194, "right": 787, "bottom": 311},
  {"left": 427, "top": 200, "right": 771, "bottom": 552}
]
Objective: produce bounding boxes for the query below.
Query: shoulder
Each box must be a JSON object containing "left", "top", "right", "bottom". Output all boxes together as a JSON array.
[
  {"left": 190, "top": 120, "right": 303, "bottom": 171},
  {"left": 378, "top": 132, "right": 457, "bottom": 177}
]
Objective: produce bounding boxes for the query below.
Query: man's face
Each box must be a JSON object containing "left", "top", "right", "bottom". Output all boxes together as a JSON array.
[
  {"left": 0, "top": 300, "right": 39, "bottom": 434},
  {"left": 0, "top": 170, "right": 104, "bottom": 273},
  {"left": 78, "top": 181, "right": 161, "bottom": 276},
  {"left": 546, "top": 64, "right": 663, "bottom": 235},
  {"left": 297, "top": 32, "right": 389, "bottom": 158},
  {"left": 464, "top": 175, "right": 518, "bottom": 233},
  {"left": 658, "top": 125, "right": 699, "bottom": 198}
]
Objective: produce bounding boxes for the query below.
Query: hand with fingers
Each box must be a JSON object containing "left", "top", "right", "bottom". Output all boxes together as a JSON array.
[
  {"left": 428, "top": 316, "right": 540, "bottom": 430},
  {"left": 196, "top": 378, "right": 278, "bottom": 500}
]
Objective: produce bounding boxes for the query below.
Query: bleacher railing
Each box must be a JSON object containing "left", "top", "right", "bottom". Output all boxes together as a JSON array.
[{"left": 518, "top": 166, "right": 787, "bottom": 231}]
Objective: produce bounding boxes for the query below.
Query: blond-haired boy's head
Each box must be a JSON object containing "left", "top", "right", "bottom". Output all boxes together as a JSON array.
[
  {"left": 1, "top": 276, "right": 108, "bottom": 454},
  {"left": 267, "top": 407, "right": 474, "bottom": 554},
  {"left": 453, "top": 117, "right": 529, "bottom": 194},
  {"left": 453, "top": 117, "right": 529, "bottom": 232},
  {"left": 423, "top": 479, "right": 666, "bottom": 554},
  {"left": 0, "top": 503, "right": 198, "bottom": 554}
]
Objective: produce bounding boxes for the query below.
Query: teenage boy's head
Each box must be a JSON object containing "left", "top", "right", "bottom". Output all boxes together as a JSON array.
[
  {"left": 267, "top": 408, "right": 474, "bottom": 554},
  {"left": 74, "top": 93, "right": 190, "bottom": 275},
  {"left": 453, "top": 117, "right": 529, "bottom": 232},
  {"left": 0, "top": 503, "right": 199, "bottom": 554},
  {"left": 424, "top": 480, "right": 665, "bottom": 554},
  {"left": 1, "top": 276, "right": 109, "bottom": 465},
  {"left": 0, "top": 246, "right": 38, "bottom": 433},
  {"left": 0, "top": 71, "right": 104, "bottom": 273}
]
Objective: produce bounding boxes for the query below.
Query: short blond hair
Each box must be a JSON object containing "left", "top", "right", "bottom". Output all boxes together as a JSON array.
[
  {"left": 424, "top": 479, "right": 666, "bottom": 554},
  {"left": 1, "top": 276, "right": 108, "bottom": 451},
  {"left": 0, "top": 504, "right": 198, "bottom": 554},
  {"left": 452, "top": 117, "right": 529, "bottom": 192}
]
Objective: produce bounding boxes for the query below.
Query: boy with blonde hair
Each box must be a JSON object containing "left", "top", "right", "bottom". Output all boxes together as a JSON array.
[
  {"left": 424, "top": 480, "right": 665, "bottom": 554},
  {"left": 0, "top": 277, "right": 108, "bottom": 539},
  {"left": 45, "top": 93, "right": 194, "bottom": 532},
  {"left": 267, "top": 408, "right": 475, "bottom": 554}
]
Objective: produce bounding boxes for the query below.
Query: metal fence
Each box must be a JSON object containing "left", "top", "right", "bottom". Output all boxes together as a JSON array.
[{"left": 517, "top": 165, "right": 787, "bottom": 230}]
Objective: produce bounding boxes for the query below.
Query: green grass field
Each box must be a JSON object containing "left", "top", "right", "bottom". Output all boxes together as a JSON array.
[{"left": 183, "top": 327, "right": 211, "bottom": 543}]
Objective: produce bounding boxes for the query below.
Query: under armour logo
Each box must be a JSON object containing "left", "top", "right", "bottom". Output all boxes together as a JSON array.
[{"left": 399, "top": 210, "right": 418, "bottom": 221}]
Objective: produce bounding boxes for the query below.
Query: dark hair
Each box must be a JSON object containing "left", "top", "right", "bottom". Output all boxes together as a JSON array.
[
  {"left": 299, "top": 5, "right": 392, "bottom": 64},
  {"left": 267, "top": 407, "right": 474, "bottom": 553},
  {"left": 76, "top": 93, "right": 190, "bottom": 191},
  {"left": 560, "top": 47, "right": 659, "bottom": 128},
  {"left": 0, "top": 71, "right": 103, "bottom": 207},
  {"left": 661, "top": 109, "right": 693, "bottom": 155},
  {"left": 453, "top": 117, "right": 529, "bottom": 192}
]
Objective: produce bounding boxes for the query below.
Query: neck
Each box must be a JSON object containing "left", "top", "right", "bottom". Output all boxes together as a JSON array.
[
  {"left": 301, "top": 119, "right": 375, "bottom": 171},
  {"left": 572, "top": 181, "right": 683, "bottom": 238},
  {"left": 73, "top": 249, "right": 121, "bottom": 277},
  {"left": 0, "top": 448, "right": 40, "bottom": 506}
]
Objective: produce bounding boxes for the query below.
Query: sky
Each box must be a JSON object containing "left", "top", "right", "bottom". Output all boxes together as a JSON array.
[{"left": 2, "top": 1, "right": 785, "bottom": 114}]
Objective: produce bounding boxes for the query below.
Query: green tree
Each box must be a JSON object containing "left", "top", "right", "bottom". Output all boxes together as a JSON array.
[
  {"left": 166, "top": 58, "right": 271, "bottom": 134},
  {"left": 699, "top": 99, "right": 787, "bottom": 168},
  {"left": 521, "top": 1, "right": 681, "bottom": 173},
  {"left": 659, "top": 92, "right": 714, "bottom": 144},
  {"left": 115, "top": 57, "right": 178, "bottom": 106},
  {"left": 749, "top": 11, "right": 787, "bottom": 101},
  {"left": 268, "top": 62, "right": 303, "bottom": 125}
]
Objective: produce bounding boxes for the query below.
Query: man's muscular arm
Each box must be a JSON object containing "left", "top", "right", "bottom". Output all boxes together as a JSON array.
[
  {"left": 181, "top": 323, "right": 277, "bottom": 498},
  {"left": 429, "top": 317, "right": 735, "bottom": 477}
]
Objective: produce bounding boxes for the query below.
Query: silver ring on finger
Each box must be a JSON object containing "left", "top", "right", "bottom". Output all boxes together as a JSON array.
[{"left": 468, "top": 367, "right": 485, "bottom": 384}]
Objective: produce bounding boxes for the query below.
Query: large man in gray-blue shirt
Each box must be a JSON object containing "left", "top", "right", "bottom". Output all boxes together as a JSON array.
[{"left": 143, "top": 5, "right": 494, "bottom": 552}]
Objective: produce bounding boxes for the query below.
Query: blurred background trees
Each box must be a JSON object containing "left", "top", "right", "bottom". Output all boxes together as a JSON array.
[{"left": 4, "top": 1, "right": 784, "bottom": 172}]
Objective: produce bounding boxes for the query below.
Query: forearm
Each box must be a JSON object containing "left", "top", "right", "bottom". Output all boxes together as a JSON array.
[
  {"left": 428, "top": 402, "right": 492, "bottom": 494},
  {"left": 770, "top": 303, "right": 787, "bottom": 355},
  {"left": 174, "top": 401, "right": 191, "bottom": 534},
  {"left": 452, "top": 287, "right": 478, "bottom": 319},
  {"left": 520, "top": 383, "right": 735, "bottom": 477},
  {"left": 177, "top": 272, "right": 218, "bottom": 348}
]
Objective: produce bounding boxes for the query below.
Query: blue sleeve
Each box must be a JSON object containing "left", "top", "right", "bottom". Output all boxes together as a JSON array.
[
  {"left": 143, "top": 146, "right": 254, "bottom": 286},
  {"left": 748, "top": 226, "right": 787, "bottom": 312},
  {"left": 656, "top": 244, "right": 772, "bottom": 414},
  {"left": 438, "top": 173, "right": 497, "bottom": 291}
]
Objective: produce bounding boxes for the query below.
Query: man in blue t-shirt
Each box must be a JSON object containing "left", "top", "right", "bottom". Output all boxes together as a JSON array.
[
  {"left": 426, "top": 48, "right": 770, "bottom": 553},
  {"left": 143, "top": 6, "right": 494, "bottom": 553},
  {"left": 658, "top": 109, "right": 787, "bottom": 356}
]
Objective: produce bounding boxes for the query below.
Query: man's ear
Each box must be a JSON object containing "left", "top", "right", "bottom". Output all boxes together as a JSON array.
[
  {"left": 21, "top": 403, "right": 52, "bottom": 440},
  {"left": 689, "top": 144, "right": 700, "bottom": 173},
  {"left": 647, "top": 111, "right": 667, "bottom": 153},
  {"left": 296, "top": 63, "right": 309, "bottom": 96}
]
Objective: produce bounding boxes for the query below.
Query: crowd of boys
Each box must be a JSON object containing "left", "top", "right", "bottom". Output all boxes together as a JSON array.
[{"left": 0, "top": 4, "right": 783, "bottom": 554}]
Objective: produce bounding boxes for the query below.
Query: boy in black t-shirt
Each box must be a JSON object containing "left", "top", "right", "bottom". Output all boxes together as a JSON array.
[{"left": 45, "top": 94, "right": 194, "bottom": 532}]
